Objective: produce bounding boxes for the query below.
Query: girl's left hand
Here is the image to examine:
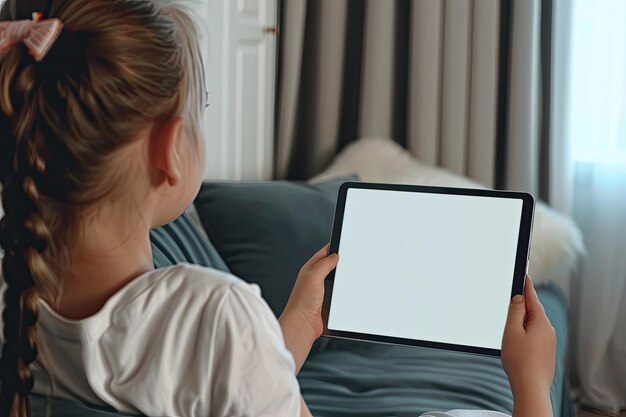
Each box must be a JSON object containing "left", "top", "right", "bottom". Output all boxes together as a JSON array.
[
  {"left": 286, "top": 244, "right": 339, "bottom": 336},
  {"left": 279, "top": 244, "right": 339, "bottom": 372}
]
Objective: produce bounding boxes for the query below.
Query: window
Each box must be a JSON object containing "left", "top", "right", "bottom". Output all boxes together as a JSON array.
[{"left": 568, "top": 0, "right": 626, "bottom": 165}]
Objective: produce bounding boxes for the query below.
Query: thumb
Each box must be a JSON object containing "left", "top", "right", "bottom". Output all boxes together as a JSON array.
[
  {"left": 504, "top": 292, "right": 526, "bottom": 333},
  {"left": 523, "top": 275, "right": 546, "bottom": 324},
  {"left": 310, "top": 253, "right": 339, "bottom": 280}
]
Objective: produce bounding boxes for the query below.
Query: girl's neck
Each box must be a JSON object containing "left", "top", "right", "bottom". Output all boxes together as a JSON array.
[{"left": 54, "top": 204, "right": 155, "bottom": 320}]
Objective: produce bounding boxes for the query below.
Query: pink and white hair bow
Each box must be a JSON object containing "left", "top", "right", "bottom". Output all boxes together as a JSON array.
[{"left": 0, "top": 12, "right": 63, "bottom": 62}]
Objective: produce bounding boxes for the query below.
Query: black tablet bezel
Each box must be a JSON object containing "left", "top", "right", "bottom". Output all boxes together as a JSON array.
[{"left": 321, "top": 182, "right": 535, "bottom": 357}]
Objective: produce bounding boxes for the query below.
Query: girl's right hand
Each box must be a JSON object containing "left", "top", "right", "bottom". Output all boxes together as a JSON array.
[{"left": 501, "top": 276, "right": 556, "bottom": 416}]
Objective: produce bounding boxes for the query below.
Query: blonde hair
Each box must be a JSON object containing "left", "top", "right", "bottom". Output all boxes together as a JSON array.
[{"left": 0, "top": 1, "right": 205, "bottom": 416}]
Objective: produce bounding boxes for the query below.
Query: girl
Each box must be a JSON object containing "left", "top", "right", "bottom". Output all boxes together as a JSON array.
[{"left": 0, "top": 1, "right": 557, "bottom": 416}]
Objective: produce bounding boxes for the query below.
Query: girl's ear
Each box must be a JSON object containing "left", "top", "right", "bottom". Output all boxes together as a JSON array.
[{"left": 150, "top": 116, "right": 185, "bottom": 187}]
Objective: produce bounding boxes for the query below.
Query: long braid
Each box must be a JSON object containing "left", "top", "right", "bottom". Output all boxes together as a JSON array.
[
  {"left": 0, "top": 1, "right": 206, "bottom": 416},
  {"left": 0, "top": 45, "right": 55, "bottom": 417}
]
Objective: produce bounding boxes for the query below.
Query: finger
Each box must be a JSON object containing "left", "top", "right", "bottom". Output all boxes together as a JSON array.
[
  {"left": 524, "top": 276, "right": 547, "bottom": 323},
  {"left": 303, "top": 244, "right": 331, "bottom": 269},
  {"left": 504, "top": 290, "right": 526, "bottom": 334},
  {"left": 524, "top": 276, "right": 549, "bottom": 326},
  {"left": 310, "top": 253, "right": 339, "bottom": 279}
]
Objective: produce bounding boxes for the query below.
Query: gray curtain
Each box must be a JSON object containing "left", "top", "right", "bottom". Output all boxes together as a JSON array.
[{"left": 275, "top": 0, "right": 553, "bottom": 201}]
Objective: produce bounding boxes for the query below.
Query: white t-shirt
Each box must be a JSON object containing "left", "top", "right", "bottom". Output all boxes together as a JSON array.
[{"left": 22, "top": 263, "right": 301, "bottom": 417}]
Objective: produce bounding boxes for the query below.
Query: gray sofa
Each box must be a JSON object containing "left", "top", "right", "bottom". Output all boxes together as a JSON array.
[{"left": 31, "top": 179, "right": 574, "bottom": 417}]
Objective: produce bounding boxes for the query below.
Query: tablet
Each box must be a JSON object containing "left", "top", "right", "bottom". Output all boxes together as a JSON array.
[{"left": 322, "top": 182, "right": 535, "bottom": 357}]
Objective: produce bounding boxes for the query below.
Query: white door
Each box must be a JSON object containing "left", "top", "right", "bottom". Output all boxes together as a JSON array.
[{"left": 205, "top": 0, "right": 278, "bottom": 180}]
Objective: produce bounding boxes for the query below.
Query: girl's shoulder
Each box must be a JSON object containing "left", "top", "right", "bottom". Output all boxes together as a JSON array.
[
  {"left": 142, "top": 263, "right": 266, "bottom": 318},
  {"left": 36, "top": 263, "right": 263, "bottom": 343},
  {"left": 141, "top": 262, "right": 257, "bottom": 300}
]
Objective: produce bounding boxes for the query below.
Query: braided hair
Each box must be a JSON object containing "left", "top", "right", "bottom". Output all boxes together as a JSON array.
[{"left": 0, "top": 1, "right": 205, "bottom": 416}]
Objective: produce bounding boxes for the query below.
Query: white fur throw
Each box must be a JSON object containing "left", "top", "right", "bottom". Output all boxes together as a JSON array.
[{"left": 311, "top": 137, "right": 585, "bottom": 286}]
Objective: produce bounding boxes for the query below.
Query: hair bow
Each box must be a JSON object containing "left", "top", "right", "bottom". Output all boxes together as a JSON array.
[{"left": 0, "top": 12, "right": 63, "bottom": 62}]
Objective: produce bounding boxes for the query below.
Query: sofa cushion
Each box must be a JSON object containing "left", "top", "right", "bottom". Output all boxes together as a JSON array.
[
  {"left": 194, "top": 176, "right": 356, "bottom": 316},
  {"left": 150, "top": 212, "right": 229, "bottom": 272},
  {"left": 31, "top": 397, "right": 135, "bottom": 417}
]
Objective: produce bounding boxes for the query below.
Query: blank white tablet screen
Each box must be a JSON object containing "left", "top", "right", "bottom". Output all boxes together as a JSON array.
[{"left": 327, "top": 188, "right": 524, "bottom": 350}]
